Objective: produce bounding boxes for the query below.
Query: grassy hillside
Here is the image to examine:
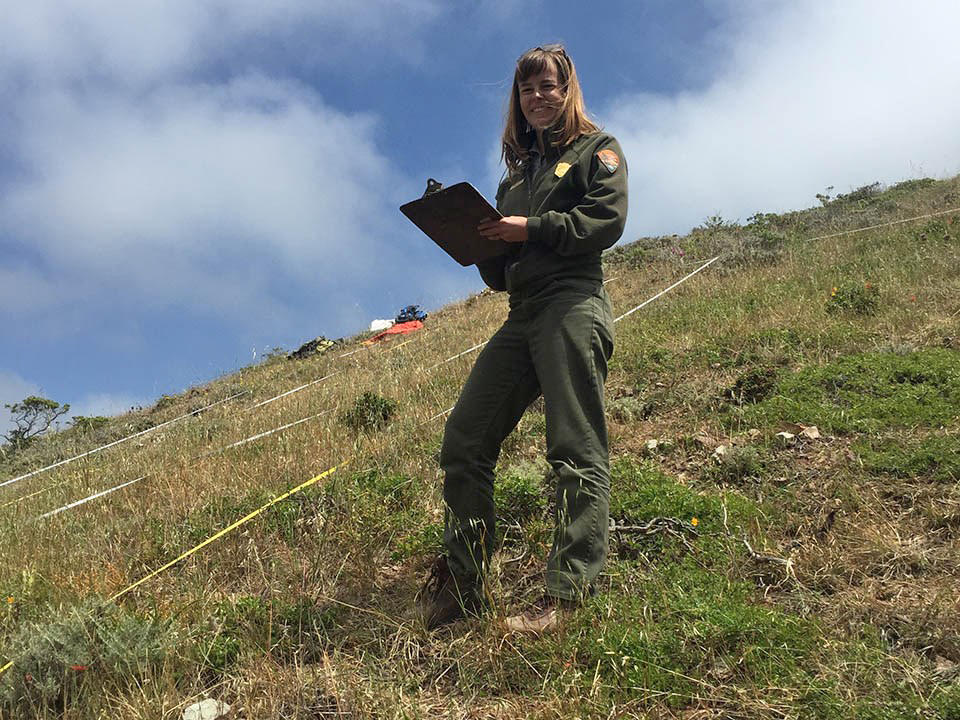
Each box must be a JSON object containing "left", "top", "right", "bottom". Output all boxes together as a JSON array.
[{"left": 1, "top": 177, "right": 958, "bottom": 718}]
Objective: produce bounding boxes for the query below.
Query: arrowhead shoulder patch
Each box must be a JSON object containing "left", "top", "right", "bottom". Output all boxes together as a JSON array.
[{"left": 596, "top": 148, "right": 620, "bottom": 174}]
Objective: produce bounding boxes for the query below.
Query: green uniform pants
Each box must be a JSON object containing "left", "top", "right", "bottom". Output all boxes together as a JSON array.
[{"left": 440, "top": 277, "right": 614, "bottom": 600}]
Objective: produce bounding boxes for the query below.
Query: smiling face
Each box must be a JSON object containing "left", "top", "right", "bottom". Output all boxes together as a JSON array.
[
  {"left": 518, "top": 60, "right": 565, "bottom": 131},
  {"left": 502, "top": 46, "right": 598, "bottom": 175}
]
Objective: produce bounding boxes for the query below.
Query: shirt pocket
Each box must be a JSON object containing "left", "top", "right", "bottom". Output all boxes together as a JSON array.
[
  {"left": 534, "top": 156, "right": 586, "bottom": 213},
  {"left": 497, "top": 179, "right": 528, "bottom": 216}
]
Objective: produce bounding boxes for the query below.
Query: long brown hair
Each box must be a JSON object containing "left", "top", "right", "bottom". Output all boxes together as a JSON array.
[{"left": 501, "top": 45, "right": 600, "bottom": 177}]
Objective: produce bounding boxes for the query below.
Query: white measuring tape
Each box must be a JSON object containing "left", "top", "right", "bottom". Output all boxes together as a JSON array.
[
  {"left": 0, "top": 391, "right": 248, "bottom": 490},
  {"left": 614, "top": 256, "right": 720, "bottom": 323},
  {"left": 34, "top": 411, "right": 332, "bottom": 520},
  {"left": 38, "top": 476, "right": 147, "bottom": 520},
  {"left": 807, "top": 205, "right": 960, "bottom": 242},
  {"left": 251, "top": 372, "right": 341, "bottom": 409},
  {"left": 426, "top": 341, "right": 489, "bottom": 371}
]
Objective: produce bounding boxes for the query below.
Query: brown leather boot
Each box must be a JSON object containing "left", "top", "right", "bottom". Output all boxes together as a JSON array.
[
  {"left": 417, "top": 556, "right": 483, "bottom": 630},
  {"left": 503, "top": 594, "right": 577, "bottom": 634}
]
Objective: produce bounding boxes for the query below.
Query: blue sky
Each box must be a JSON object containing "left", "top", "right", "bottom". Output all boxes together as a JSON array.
[{"left": 2, "top": 1, "right": 960, "bottom": 430}]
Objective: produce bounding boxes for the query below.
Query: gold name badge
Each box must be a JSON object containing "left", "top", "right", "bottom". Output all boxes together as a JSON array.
[{"left": 554, "top": 162, "right": 571, "bottom": 178}]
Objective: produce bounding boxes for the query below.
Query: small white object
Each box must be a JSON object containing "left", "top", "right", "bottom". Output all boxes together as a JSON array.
[
  {"left": 182, "top": 699, "right": 230, "bottom": 720},
  {"left": 800, "top": 425, "right": 821, "bottom": 440},
  {"left": 369, "top": 318, "right": 395, "bottom": 332}
]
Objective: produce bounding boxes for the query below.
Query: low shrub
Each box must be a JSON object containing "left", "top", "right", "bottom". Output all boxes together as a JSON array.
[
  {"left": 341, "top": 392, "right": 398, "bottom": 432},
  {"left": 0, "top": 599, "right": 177, "bottom": 714},
  {"left": 826, "top": 281, "right": 880, "bottom": 316}
]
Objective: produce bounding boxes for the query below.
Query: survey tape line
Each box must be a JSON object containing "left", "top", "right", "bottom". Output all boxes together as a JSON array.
[
  {"left": 427, "top": 341, "right": 488, "bottom": 371},
  {"left": 38, "top": 476, "right": 147, "bottom": 520},
  {"left": 108, "top": 462, "right": 346, "bottom": 603},
  {"left": 30, "top": 410, "right": 333, "bottom": 519},
  {"left": 251, "top": 372, "right": 341, "bottom": 409},
  {"left": 253, "top": 336, "right": 417, "bottom": 409},
  {"left": 1, "top": 484, "right": 54, "bottom": 509},
  {"left": 0, "top": 391, "right": 249, "bottom": 490},
  {"left": 211, "top": 411, "right": 329, "bottom": 454},
  {"left": 807, "top": 206, "right": 960, "bottom": 243},
  {"left": 387, "top": 338, "right": 415, "bottom": 352},
  {"left": 613, "top": 255, "right": 721, "bottom": 323},
  {"left": 426, "top": 406, "right": 455, "bottom": 424},
  {"left": 352, "top": 334, "right": 422, "bottom": 356},
  {"left": 422, "top": 261, "right": 712, "bottom": 373}
]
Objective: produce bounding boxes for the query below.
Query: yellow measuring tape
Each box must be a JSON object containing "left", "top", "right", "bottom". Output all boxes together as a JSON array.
[
  {"left": 0, "top": 461, "right": 347, "bottom": 677},
  {"left": 0, "top": 484, "right": 55, "bottom": 509},
  {"left": 109, "top": 462, "right": 346, "bottom": 602}
]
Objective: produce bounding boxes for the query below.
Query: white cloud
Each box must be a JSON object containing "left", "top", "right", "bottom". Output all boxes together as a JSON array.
[
  {"left": 0, "top": 0, "right": 443, "bottom": 87},
  {"left": 0, "top": 1, "right": 454, "bottom": 347},
  {"left": 606, "top": 1, "right": 960, "bottom": 239},
  {"left": 0, "top": 74, "right": 420, "bottom": 336},
  {"left": 69, "top": 392, "right": 146, "bottom": 420}
]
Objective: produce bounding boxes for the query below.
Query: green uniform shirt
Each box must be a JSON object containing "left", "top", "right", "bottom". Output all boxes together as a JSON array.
[{"left": 477, "top": 131, "right": 628, "bottom": 293}]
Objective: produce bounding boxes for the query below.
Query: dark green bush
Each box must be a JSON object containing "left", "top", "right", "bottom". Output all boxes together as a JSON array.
[
  {"left": 71, "top": 416, "right": 110, "bottom": 433},
  {"left": 826, "top": 281, "right": 880, "bottom": 316},
  {"left": 341, "top": 392, "right": 398, "bottom": 432}
]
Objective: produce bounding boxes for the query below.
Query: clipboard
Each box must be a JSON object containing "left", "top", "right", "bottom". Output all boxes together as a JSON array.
[{"left": 400, "top": 181, "right": 510, "bottom": 266}]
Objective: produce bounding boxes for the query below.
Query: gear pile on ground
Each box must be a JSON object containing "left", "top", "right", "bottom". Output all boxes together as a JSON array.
[
  {"left": 395, "top": 305, "right": 428, "bottom": 323},
  {"left": 288, "top": 336, "right": 340, "bottom": 360}
]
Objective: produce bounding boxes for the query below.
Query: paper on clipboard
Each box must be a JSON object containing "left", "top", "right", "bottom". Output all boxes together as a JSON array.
[{"left": 400, "top": 182, "right": 510, "bottom": 266}]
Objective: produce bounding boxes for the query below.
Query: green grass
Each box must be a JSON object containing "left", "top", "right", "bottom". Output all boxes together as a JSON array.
[
  {"left": 854, "top": 433, "right": 960, "bottom": 482},
  {"left": 610, "top": 458, "right": 758, "bottom": 532},
  {"left": 198, "top": 595, "right": 341, "bottom": 671},
  {"left": 743, "top": 348, "right": 960, "bottom": 433}
]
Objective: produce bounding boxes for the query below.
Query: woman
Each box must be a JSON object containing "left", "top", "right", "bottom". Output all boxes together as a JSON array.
[{"left": 420, "top": 44, "right": 628, "bottom": 632}]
